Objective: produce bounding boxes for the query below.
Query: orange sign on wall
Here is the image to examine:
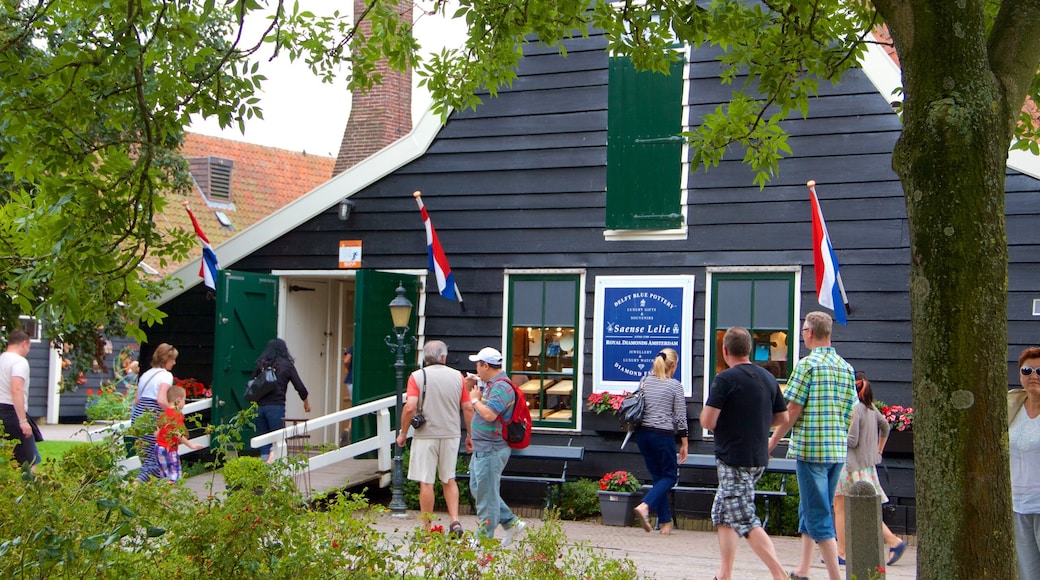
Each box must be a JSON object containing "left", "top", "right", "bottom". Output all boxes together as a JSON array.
[{"left": 339, "top": 240, "right": 362, "bottom": 268}]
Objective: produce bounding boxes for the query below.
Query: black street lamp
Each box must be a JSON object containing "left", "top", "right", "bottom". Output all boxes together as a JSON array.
[{"left": 385, "top": 283, "right": 414, "bottom": 516}]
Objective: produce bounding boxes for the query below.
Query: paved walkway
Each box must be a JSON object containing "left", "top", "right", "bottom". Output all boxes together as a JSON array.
[
  {"left": 40, "top": 423, "right": 916, "bottom": 579},
  {"left": 370, "top": 509, "right": 916, "bottom": 580}
]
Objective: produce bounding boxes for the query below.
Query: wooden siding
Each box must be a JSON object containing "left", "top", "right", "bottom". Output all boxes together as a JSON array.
[{"left": 151, "top": 30, "right": 1040, "bottom": 528}]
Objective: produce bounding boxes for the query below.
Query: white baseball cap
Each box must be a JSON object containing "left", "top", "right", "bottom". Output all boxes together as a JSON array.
[{"left": 468, "top": 347, "right": 503, "bottom": 366}]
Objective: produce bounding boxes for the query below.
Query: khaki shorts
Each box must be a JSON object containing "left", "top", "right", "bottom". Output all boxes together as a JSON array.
[{"left": 408, "top": 437, "right": 461, "bottom": 484}]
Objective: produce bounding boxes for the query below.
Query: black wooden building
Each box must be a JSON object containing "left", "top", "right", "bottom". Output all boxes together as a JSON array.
[{"left": 146, "top": 31, "right": 1040, "bottom": 535}]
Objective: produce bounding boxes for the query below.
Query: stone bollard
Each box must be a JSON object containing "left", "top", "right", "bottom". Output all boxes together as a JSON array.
[{"left": 845, "top": 480, "right": 886, "bottom": 580}]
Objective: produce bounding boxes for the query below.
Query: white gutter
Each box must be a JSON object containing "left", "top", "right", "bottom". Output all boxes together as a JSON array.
[
  {"left": 859, "top": 39, "right": 1040, "bottom": 180},
  {"left": 159, "top": 107, "right": 445, "bottom": 305}
]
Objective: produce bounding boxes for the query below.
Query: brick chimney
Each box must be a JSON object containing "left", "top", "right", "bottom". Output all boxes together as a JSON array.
[{"left": 332, "top": 0, "right": 413, "bottom": 176}]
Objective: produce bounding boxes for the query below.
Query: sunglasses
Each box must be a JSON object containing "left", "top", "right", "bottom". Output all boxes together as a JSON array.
[{"left": 1022, "top": 366, "right": 1040, "bottom": 376}]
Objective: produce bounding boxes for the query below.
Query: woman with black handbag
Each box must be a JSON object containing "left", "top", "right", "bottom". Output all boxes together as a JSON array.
[
  {"left": 250, "top": 338, "right": 311, "bottom": 463},
  {"left": 632, "top": 348, "right": 689, "bottom": 535}
]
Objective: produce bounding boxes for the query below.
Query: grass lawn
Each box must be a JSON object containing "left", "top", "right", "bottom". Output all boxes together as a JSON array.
[{"left": 37, "top": 440, "right": 90, "bottom": 462}]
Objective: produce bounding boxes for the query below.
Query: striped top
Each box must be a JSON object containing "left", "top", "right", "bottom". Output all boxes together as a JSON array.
[
  {"left": 639, "top": 375, "right": 688, "bottom": 438},
  {"left": 783, "top": 347, "right": 856, "bottom": 463}
]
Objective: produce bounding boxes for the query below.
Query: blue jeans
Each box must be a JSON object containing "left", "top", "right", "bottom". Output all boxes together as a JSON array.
[
  {"left": 255, "top": 404, "right": 285, "bottom": 459},
  {"left": 470, "top": 446, "right": 517, "bottom": 538},
  {"left": 635, "top": 430, "right": 678, "bottom": 525},
  {"left": 795, "top": 460, "right": 843, "bottom": 541}
]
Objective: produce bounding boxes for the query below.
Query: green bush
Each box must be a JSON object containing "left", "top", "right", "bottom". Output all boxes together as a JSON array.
[
  {"left": 0, "top": 410, "right": 646, "bottom": 579},
  {"left": 85, "top": 382, "right": 135, "bottom": 422},
  {"left": 401, "top": 443, "right": 471, "bottom": 510},
  {"left": 757, "top": 472, "right": 800, "bottom": 536},
  {"left": 556, "top": 479, "right": 601, "bottom": 520}
]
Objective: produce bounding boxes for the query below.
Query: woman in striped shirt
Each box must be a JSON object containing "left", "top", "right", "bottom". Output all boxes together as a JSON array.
[{"left": 633, "top": 348, "right": 689, "bottom": 534}]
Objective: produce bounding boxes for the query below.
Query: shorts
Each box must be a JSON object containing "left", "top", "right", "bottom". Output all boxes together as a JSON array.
[
  {"left": 711, "top": 459, "right": 765, "bottom": 538},
  {"left": 156, "top": 445, "right": 182, "bottom": 482},
  {"left": 407, "top": 437, "right": 461, "bottom": 484},
  {"left": 795, "top": 460, "right": 843, "bottom": 542}
]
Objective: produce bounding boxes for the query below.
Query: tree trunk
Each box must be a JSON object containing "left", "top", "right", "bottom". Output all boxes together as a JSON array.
[{"left": 887, "top": 5, "right": 1016, "bottom": 578}]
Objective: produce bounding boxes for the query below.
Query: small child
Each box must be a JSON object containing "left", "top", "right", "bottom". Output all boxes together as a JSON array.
[{"left": 155, "top": 385, "right": 202, "bottom": 482}]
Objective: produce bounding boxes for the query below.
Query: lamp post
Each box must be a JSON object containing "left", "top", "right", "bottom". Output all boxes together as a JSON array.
[{"left": 385, "top": 283, "right": 413, "bottom": 516}]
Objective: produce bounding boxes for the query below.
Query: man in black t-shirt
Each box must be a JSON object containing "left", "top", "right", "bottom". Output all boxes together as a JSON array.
[{"left": 701, "top": 327, "right": 789, "bottom": 580}]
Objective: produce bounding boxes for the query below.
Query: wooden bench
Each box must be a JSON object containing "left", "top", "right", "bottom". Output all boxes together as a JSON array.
[
  {"left": 458, "top": 440, "right": 585, "bottom": 509},
  {"left": 641, "top": 454, "right": 796, "bottom": 531}
]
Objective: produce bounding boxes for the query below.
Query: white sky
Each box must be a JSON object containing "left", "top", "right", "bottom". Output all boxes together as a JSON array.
[{"left": 188, "top": 1, "right": 465, "bottom": 158}]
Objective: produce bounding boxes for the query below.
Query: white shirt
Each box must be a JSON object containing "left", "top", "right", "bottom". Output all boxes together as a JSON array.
[
  {"left": 137, "top": 368, "right": 173, "bottom": 401},
  {"left": 1010, "top": 405, "right": 1040, "bottom": 514},
  {"left": 0, "top": 351, "right": 30, "bottom": 411}
]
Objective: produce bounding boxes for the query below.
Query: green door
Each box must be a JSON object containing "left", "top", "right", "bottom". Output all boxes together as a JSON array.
[
  {"left": 211, "top": 270, "right": 279, "bottom": 444},
  {"left": 352, "top": 270, "right": 421, "bottom": 443}
]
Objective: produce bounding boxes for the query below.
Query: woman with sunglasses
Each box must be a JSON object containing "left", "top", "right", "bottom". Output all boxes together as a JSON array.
[{"left": 1009, "top": 347, "right": 1040, "bottom": 579}]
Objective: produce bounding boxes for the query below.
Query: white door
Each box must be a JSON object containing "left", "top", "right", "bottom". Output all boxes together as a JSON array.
[{"left": 281, "top": 279, "right": 331, "bottom": 444}]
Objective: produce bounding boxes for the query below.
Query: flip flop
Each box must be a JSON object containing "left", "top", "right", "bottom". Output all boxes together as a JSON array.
[
  {"left": 633, "top": 507, "right": 652, "bottom": 532},
  {"left": 449, "top": 520, "right": 464, "bottom": 538}
]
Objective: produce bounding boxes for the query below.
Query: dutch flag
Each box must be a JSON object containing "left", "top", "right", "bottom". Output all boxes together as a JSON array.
[
  {"left": 184, "top": 203, "right": 219, "bottom": 292},
  {"left": 414, "top": 191, "right": 464, "bottom": 306},
  {"left": 808, "top": 181, "right": 848, "bottom": 325}
]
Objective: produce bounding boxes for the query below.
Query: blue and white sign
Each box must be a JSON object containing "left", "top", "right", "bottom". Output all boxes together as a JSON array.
[{"left": 593, "top": 276, "right": 695, "bottom": 396}]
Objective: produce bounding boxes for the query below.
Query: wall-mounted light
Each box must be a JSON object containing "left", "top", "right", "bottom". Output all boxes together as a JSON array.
[{"left": 338, "top": 199, "right": 356, "bottom": 221}]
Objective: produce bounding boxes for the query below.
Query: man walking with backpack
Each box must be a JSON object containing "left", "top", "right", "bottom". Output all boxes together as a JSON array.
[{"left": 465, "top": 347, "right": 526, "bottom": 545}]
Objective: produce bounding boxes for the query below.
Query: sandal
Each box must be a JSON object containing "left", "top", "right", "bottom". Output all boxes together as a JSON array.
[{"left": 449, "top": 520, "right": 464, "bottom": 538}]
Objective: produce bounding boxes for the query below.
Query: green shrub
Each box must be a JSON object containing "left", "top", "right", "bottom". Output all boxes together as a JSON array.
[
  {"left": 0, "top": 409, "right": 646, "bottom": 579},
  {"left": 221, "top": 456, "right": 269, "bottom": 490},
  {"left": 556, "top": 478, "right": 600, "bottom": 520},
  {"left": 85, "top": 381, "right": 135, "bottom": 422},
  {"left": 757, "top": 472, "right": 800, "bottom": 536}
]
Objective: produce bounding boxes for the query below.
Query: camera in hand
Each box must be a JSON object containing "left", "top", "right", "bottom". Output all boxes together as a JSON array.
[{"left": 410, "top": 414, "right": 427, "bottom": 429}]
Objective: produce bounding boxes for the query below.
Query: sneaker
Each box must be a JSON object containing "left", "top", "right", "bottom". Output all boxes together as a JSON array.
[{"left": 501, "top": 518, "right": 527, "bottom": 547}]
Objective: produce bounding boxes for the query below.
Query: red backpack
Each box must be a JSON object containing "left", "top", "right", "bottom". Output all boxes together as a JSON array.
[{"left": 494, "top": 377, "right": 531, "bottom": 449}]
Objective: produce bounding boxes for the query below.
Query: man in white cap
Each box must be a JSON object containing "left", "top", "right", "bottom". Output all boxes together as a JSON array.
[{"left": 465, "top": 346, "right": 526, "bottom": 545}]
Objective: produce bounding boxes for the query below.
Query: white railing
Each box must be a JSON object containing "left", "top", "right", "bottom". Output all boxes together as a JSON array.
[
  {"left": 250, "top": 394, "right": 401, "bottom": 476},
  {"left": 89, "top": 398, "right": 214, "bottom": 471},
  {"left": 87, "top": 395, "right": 402, "bottom": 479}
]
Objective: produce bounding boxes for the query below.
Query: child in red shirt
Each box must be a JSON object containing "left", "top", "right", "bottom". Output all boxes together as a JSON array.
[{"left": 155, "top": 385, "right": 202, "bottom": 482}]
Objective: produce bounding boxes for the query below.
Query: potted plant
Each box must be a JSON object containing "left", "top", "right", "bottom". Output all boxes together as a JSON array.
[
  {"left": 584, "top": 392, "right": 628, "bottom": 432},
  {"left": 875, "top": 401, "right": 915, "bottom": 456},
  {"left": 597, "top": 470, "right": 642, "bottom": 526},
  {"left": 174, "top": 377, "right": 211, "bottom": 400}
]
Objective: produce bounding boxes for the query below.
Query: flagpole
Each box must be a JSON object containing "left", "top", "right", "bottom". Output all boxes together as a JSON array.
[
  {"left": 413, "top": 191, "right": 465, "bottom": 309},
  {"left": 806, "top": 180, "right": 851, "bottom": 319}
]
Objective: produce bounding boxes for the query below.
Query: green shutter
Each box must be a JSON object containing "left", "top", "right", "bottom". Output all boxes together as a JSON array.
[{"left": 606, "top": 57, "right": 684, "bottom": 230}]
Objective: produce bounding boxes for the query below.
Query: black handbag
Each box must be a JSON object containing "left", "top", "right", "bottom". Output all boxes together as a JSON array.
[
  {"left": 617, "top": 379, "right": 646, "bottom": 431},
  {"left": 245, "top": 365, "right": 278, "bottom": 403}
]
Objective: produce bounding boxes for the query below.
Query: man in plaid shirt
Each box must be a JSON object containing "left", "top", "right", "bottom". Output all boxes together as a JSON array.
[{"left": 768, "top": 311, "right": 856, "bottom": 580}]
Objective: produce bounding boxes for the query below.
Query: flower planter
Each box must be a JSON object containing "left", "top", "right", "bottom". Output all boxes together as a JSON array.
[
  {"left": 885, "top": 428, "right": 914, "bottom": 457},
  {"left": 584, "top": 413, "right": 623, "bottom": 432},
  {"left": 598, "top": 491, "right": 642, "bottom": 526}
]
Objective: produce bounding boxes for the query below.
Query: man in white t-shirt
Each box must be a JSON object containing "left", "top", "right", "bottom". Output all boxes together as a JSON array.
[{"left": 0, "top": 330, "right": 38, "bottom": 467}]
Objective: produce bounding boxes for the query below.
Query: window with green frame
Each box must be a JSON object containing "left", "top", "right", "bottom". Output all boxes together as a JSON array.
[
  {"left": 506, "top": 275, "right": 580, "bottom": 428},
  {"left": 707, "top": 272, "right": 795, "bottom": 390},
  {"left": 606, "top": 55, "right": 685, "bottom": 230}
]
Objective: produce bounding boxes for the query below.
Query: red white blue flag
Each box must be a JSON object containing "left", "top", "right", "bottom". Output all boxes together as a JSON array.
[
  {"left": 184, "top": 204, "right": 219, "bottom": 292},
  {"left": 414, "top": 191, "right": 464, "bottom": 306},
  {"left": 808, "top": 181, "right": 848, "bottom": 325}
]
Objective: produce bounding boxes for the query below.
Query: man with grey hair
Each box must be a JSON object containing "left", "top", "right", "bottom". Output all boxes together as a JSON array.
[
  {"left": 701, "top": 327, "right": 789, "bottom": 580},
  {"left": 397, "top": 340, "right": 474, "bottom": 536}
]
